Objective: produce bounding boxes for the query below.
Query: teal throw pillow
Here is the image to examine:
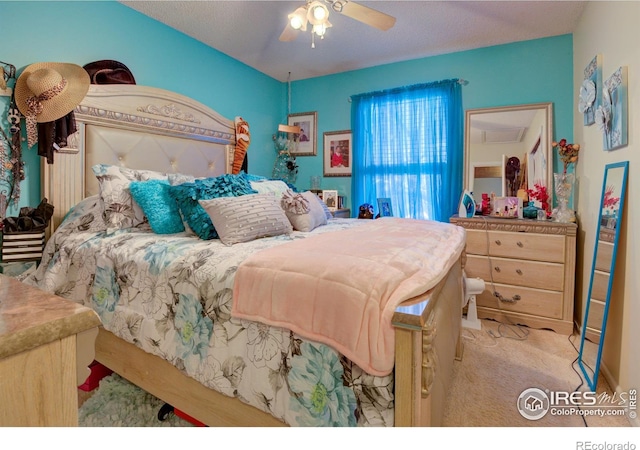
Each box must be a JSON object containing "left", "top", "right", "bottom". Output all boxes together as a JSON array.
[
  {"left": 169, "top": 174, "right": 257, "bottom": 240},
  {"left": 130, "top": 179, "right": 185, "bottom": 234}
]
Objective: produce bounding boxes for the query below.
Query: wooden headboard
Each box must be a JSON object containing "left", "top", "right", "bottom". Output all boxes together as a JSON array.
[{"left": 42, "top": 84, "right": 237, "bottom": 233}]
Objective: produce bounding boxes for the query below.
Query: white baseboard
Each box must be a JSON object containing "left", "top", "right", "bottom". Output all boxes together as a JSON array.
[{"left": 600, "top": 362, "right": 637, "bottom": 426}]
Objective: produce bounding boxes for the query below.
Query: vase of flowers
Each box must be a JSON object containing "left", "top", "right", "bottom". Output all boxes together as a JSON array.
[{"left": 551, "top": 139, "right": 580, "bottom": 223}]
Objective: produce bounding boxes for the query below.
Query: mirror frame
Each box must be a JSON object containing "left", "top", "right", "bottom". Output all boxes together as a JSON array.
[
  {"left": 578, "top": 161, "right": 629, "bottom": 391},
  {"left": 464, "top": 103, "right": 554, "bottom": 202}
]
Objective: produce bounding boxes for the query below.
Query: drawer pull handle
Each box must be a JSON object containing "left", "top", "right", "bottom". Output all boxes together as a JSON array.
[
  {"left": 494, "top": 266, "right": 501, "bottom": 273},
  {"left": 517, "top": 241, "right": 523, "bottom": 247},
  {"left": 495, "top": 240, "right": 502, "bottom": 246},
  {"left": 516, "top": 269, "right": 523, "bottom": 275},
  {"left": 493, "top": 292, "right": 522, "bottom": 303}
]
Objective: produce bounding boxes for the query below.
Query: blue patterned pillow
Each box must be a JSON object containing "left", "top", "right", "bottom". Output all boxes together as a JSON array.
[
  {"left": 169, "top": 174, "right": 257, "bottom": 240},
  {"left": 130, "top": 180, "right": 185, "bottom": 234}
]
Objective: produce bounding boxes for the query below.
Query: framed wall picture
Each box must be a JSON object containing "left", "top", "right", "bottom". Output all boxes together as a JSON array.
[
  {"left": 600, "top": 66, "right": 628, "bottom": 151},
  {"left": 323, "top": 130, "right": 352, "bottom": 177},
  {"left": 322, "top": 190, "right": 338, "bottom": 211},
  {"left": 580, "top": 54, "right": 602, "bottom": 126},
  {"left": 377, "top": 198, "right": 393, "bottom": 217},
  {"left": 288, "top": 111, "right": 317, "bottom": 156}
]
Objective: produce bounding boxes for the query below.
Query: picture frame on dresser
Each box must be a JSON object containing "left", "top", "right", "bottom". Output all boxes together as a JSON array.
[
  {"left": 377, "top": 198, "right": 393, "bottom": 217},
  {"left": 322, "top": 190, "right": 338, "bottom": 211}
]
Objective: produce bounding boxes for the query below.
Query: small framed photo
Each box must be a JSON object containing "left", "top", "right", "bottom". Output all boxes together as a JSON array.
[
  {"left": 377, "top": 198, "right": 393, "bottom": 217},
  {"left": 491, "top": 196, "right": 523, "bottom": 219},
  {"left": 288, "top": 111, "right": 317, "bottom": 156},
  {"left": 322, "top": 190, "right": 338, "bottom": 211},
  {"left": 323, "top": 130, "right": 352, "bottom": 177}
]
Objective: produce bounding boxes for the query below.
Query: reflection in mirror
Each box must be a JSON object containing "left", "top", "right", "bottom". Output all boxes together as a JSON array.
[
  {"left": 464, "top": 103, "right": 553, "bottom": 207},
  {"left": 578, "top": 161, "right": 629, "bottom": 391}
]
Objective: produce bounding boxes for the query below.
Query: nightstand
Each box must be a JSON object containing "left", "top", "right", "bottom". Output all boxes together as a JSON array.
[
  {"left": 0, "top": 275, "right": 101, "bottom": 426},
  {"left": 332, "top": 208, "right": 351, "bottom": 218}
]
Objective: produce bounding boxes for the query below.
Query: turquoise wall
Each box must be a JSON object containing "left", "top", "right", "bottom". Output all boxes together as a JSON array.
[
  {"left": 291, "top": 35, "right": 574, "bottom": 211},
  {"left": 0, "top": 0, "right": 573, "bottom": 218},
  {"left": 0, "top": 1, "right": 284, "bottom": 216}
]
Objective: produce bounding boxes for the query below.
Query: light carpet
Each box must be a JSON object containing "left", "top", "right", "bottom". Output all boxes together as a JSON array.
[
  {"left": 443, "top": 319, "right": 629, "bottom": 427},
  {"left": 79, "top": 319, "right": 630, "bottom": 427}
]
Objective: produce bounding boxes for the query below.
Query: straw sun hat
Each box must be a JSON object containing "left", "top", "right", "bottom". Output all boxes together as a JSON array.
[{"left": 15, "top": 62, "right": 90, "bottom": 147}]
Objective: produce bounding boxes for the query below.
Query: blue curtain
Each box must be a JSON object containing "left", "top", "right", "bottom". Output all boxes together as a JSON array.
[{"left": 350, "top": 79, "right": 463, "bottom": 222}]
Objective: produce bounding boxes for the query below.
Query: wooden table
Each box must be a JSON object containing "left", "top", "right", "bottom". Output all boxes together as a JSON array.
[{"left": 0, "top": 275, "right": 101, "bottom": 426}]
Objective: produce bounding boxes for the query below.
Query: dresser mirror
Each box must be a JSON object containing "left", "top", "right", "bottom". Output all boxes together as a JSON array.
[
  {"left": 578, "top": 161, "right": 629, "bottom": 391},
  {"left": 464, "top": 103, "right": 553, "bottom": 206}
]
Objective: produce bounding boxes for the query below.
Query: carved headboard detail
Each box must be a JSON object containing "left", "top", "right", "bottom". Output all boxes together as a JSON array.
[{"left": 42, "top": 84, "right": 238, "bottom": 233}]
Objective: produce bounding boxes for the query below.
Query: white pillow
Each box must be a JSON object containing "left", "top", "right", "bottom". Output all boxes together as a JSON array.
[
  {"left": 250, "top": 179, "right": 291, "bottom": 198},
  {"left": 281, "top": 190, "right": 328, "bottom": 232},
  {"left": 92, "top": 164, "right": 166, "bottom": 231},
  {"left": 199, "top": 194, "right": 293, "bottom": 245}
]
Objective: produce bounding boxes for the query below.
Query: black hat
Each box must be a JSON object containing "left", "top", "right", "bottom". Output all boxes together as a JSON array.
[{"left": 83, "top": 60, "right": 136, "bottom": 85}]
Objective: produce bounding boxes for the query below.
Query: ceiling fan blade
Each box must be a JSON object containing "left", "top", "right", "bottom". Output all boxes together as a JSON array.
[
  {"left": 279, "top": 23, "right": 299, "bottom": 42},
  {"left": 339, "top": 1, "right": 396, "bottom": 31}
]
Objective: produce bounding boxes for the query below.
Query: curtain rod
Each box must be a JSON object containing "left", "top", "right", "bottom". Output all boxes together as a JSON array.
[{"left": 348, "top": 78, "right": 468, "bottom": 102}]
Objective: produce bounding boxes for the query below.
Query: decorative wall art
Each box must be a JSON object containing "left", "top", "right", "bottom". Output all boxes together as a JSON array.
[
  {"left": 596, "top": 66, "right": 628, "bottom": 151},
  {"left": 288, "top": 111, "right": 317, "bottom": 156},
  {"left": 579, "top": 54, "right": 602, "bottom": 126},
  {"left": 323, "top": 130, "right": 352, "bottom": 177}
]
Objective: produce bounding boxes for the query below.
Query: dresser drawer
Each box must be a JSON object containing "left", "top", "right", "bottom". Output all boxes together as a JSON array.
[
  {"left": 476, "top": 283, "right": 563, "bottom": 319},
  {"left": 466, "top": 255, "right": 564, "bottom": 291},
  {"left": 465, "top": 229, "right": 565, "bottom": 263}
]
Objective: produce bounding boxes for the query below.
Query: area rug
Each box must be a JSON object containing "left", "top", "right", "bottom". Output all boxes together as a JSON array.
[{"left": 78, "top": 374, "right": 192, "bottom": 427}]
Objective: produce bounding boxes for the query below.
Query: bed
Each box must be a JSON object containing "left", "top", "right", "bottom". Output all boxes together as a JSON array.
[{"left": 26, "top": 84, "right": 465, "bottom": 427}]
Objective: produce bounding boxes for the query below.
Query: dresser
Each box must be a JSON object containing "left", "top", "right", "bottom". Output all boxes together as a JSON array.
[
  {"left": 0, "top": 275, "right": 101, "bottom": 426},
  {"left": 450, "top": 216, "right": 577, "bottom": 334}
]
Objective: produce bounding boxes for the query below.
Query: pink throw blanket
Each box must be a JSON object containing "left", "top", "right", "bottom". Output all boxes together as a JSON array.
[{"left": 231, "top": 218, "right": 465, "bottom": 376}]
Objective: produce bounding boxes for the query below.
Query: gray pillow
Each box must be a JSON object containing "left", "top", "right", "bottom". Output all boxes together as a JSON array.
[
  {"left": 281, "top": 190, "right": 328, "bottom": 232},
  {"left": 199, "top": 194, "right": 293, "bottom": 245}
]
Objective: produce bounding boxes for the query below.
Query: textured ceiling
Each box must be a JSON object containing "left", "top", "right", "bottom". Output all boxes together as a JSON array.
[{"left": 120, "top": 1, "right": 587, "bottom": 82}]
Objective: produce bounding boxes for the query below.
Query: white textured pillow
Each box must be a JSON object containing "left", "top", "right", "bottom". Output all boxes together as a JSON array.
[
  {"left": 250, "top": 179, "right": 291, "bottom": 198},
  {"left": 281, "top": 190, "right": 328, "bottom": 232},
  {"left": 199, "top": 194, "right": 293, "bottom": 245},
  {"left": 92, "top": 164, "right": 166, "bottom": 231}
]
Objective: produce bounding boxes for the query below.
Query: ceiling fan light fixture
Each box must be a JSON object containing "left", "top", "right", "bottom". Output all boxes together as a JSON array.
[
  {"left": 313, "top": 21, "right": 331, "bottom": 37},
  {"left": 307, "top": 1, "right": 329, "bottom": 26},
  {"left": 288, "top": 6, "right": 308, "bottom": 30}
]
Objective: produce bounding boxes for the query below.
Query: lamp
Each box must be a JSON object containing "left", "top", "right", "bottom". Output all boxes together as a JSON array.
[
  {"left": 286, "top": 1, "right": 332, "bottom": 47},
  {"left": 307, "top": 1, "right": 331, "bottom": 46},
  {"left": 288, "top": 6, "right": 308, "bottom": 31},
  {"left": 307, "top": 1, "right": 329, "bottom": 25}
]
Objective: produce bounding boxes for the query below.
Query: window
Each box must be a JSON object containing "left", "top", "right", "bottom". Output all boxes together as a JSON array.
[{"left": 350, "top": 80, "right": 463, "bottom": 222}]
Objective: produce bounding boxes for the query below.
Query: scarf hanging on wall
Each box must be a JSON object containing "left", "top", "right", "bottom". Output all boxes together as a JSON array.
[{"left": 0, "top": 61, "right": 24, "bottom": 220}]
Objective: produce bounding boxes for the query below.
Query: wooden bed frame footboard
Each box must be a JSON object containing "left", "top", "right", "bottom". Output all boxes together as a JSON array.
[{"left": 94, "top": 257, "right": 463, "bottom": 427}]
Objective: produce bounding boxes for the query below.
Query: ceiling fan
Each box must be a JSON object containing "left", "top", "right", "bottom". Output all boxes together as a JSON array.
[{"left": 279, "top": 0, "right": 396, "bottom": 45}]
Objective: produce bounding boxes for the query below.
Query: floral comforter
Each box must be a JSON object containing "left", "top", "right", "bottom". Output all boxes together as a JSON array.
[{"left": 24, "top": 197, "right": 393, "bottom": 427}]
